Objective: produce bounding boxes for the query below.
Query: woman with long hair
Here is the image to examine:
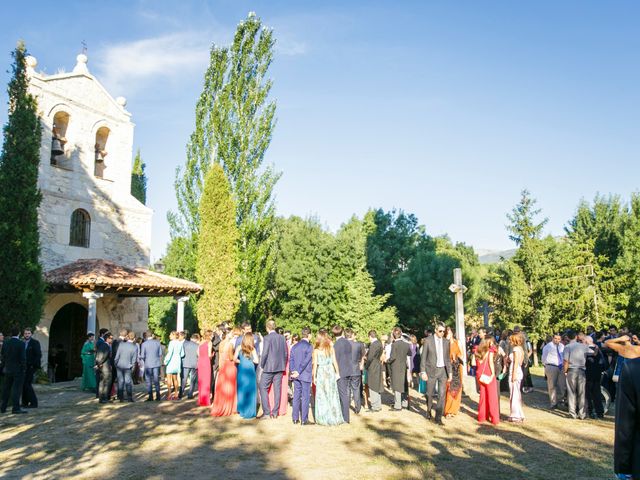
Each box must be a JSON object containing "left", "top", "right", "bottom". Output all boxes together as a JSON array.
[
  {"left": 444, "top": 327, "right": 464, "bottom": 418},
  {"left": 508, "top": 333, "right": 525, "bottom": 423},
  {"left": 198, "top": 331, "right": 213, "bottom": 406},
  {"left": 164, "top": 331, "right": 182, "bottom": 400},
  {"left": 235, "top": 332, "right": 259, "bottom": 419},
  {"left": 211, "top": 326, "right": 237, "bottom": 417},
  {"left": 476, "top": 336, "right": 500, "bottom": 425},
  {"left": 313, "top": 331, "right": 344, "bottom": 425}
]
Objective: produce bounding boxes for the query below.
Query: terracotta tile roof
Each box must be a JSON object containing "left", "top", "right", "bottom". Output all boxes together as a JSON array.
[{"left": 44, "top": 259, "right": 201, "bottom": 295}]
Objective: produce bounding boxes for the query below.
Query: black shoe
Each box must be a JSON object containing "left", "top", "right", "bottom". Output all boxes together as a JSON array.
[
  {"left": 128, "top": 398, "right": 134, "bottom": 403},
  {"left": 187, "top": 396, "right": 193, "bottom": 400},
  {"left": 293, "top": 419, "right": 300, "bottom": 424},
  {"left": 11, "top": 409, "right": 28, "bottom": 414},
  {"left": 302, "top": 421, "right": 310, "bottom": 425},
  {"left": 270, "top": 414, "right": 277, "bottom": 419},
  {"left": 435, "top": 418, "right": 445, "bottom": 426},
  {"left": 426, "top": 413, "right": 432, "bottom": 421}
]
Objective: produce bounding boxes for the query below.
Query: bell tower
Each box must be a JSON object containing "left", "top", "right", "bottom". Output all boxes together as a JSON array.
[{"left": 25, "top": 52, "right": 152, "bottom": 271}]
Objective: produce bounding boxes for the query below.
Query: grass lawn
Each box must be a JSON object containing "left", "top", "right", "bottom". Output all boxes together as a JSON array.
[{"left": 0, "top": 369, "right": 614, "bottom": 480}]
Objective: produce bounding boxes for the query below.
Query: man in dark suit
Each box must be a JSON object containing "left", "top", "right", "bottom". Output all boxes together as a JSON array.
[
  {"left": 180, "top": 332, "right": 199, "bottom": 399},
  {"left": 614, "top": 354, "right": 640, "bottom": 478},
  {"left": 210, "top": 325, "right": 223, "bottom": 400},
  {"left": 94, "top": 328, "right": 109, "bottom": 398},
  {"left": 140, "top": 330, "right": 163, "bottom": 401},
  {"left": 388, "top": 327, "right": 411, "bottom": 411},
  {"left": 258, "top": 320, "right": 287, "bottom": 418},
  {"left": 365, "top": 330, "right": 383, "bottom": 412},
  {"left": 113, "top": 332, "right": 137, "bottom": 402},
  {"left": 420, "top": 322, "right": 452, "bottom": 425},
  {"left": 95, "top": 332, "right": 113, "bottom": 404},
  {"left": 1, "top": 326, "right": 27, "bottom": 414},
  {"left": 289, "top": 326, "right": 313, "bottom": 425},
  {"left": 22, "top": 328, "right": 41, "bottom": 408},
  {"left": 346, "top": 328, "right": 365, "bottom": 415},
  {"left": 332, "top": 325, "right": 353, "bottom": 422}
]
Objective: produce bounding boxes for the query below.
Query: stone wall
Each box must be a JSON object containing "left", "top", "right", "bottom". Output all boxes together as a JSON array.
[{"left": 26, "top": 55, "right": 153, "bottom": 271}]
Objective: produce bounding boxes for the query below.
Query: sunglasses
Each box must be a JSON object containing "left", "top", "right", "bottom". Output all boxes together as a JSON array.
[{"left": 437, "top": 329, "right": 445, "bottom": 333}]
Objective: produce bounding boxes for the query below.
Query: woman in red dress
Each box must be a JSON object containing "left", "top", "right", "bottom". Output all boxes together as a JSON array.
[
  {"left": 476, "top": 336, "right": 500, "bottom": 425},
  {"left": 211, "top": 329, "right": 237, "bottom": 417},
  {"left": 198, "top": 331, "right": 213, "bottom": 406}
]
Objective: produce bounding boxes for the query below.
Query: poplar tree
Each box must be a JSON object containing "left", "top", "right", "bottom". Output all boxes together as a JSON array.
[
  {"left": 131, "top": 149, "right": 147, "bottom": 204},
  {"left": 169, "top": 12, "right": 279, "bottom": 330},
  {"left": 196, "top": 164, "right": 240, "bottom": 329},
  {"left": 0, "top": 42, "right": 44, "bottom": 332}
]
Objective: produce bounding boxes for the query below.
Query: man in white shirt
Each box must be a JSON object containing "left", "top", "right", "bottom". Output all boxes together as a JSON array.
[{"left": 541, "top": 333, "right": 566, "bottom": 409}]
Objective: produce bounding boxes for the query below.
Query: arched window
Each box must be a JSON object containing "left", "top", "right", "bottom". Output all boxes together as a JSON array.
[
  {"left": 51, "top": 111, "right": 70, "bottom": 166},
  {"left": 69, "top": 209, "right": 91, "bottom": 248},
  {"left": 94, "top": 127, "right": 110, "bottom": 178}
]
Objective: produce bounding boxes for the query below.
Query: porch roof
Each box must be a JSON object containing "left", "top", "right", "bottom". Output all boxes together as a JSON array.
[{"left": 44, "top": 259, "right": 202, "bottom": 297}]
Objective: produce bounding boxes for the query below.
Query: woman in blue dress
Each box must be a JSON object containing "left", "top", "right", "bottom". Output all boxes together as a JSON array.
[
  {"left": 164, "top": 331, "right": 183, "bottom": 400},
  {"left": 313, "top": 331, "right": 344, "bottom": 426},
  {"left": 234, "top": 332, "right": 259, "bottom": 419}
]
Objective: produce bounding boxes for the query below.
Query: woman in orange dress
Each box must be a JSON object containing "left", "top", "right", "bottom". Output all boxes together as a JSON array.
[
  {"left": 444, "top": 327, "right": 464, "bottom": 417},
  {"left": 210, "top": 328, "right": 237, "bottom": 417}
]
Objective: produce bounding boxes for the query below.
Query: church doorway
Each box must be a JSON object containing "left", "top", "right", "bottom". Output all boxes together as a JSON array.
[{"left": 49, "top": 302, "right": 94, "bottom": 382}]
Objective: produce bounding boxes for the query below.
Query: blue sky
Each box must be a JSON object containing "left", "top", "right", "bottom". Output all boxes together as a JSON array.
[{"left": 1, "top": 1, "right": 639, "bottom": 260}]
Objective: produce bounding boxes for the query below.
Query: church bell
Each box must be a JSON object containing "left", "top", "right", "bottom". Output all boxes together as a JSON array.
[{"left": 51, "top": 138, "right": 64, "bottom": 156}]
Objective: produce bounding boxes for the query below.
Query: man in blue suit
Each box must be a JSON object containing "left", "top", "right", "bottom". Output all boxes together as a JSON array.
[
  {"left": 258, "top": 320, "right": 287, "bottom": 418},
  {"left": 140, "top": 331, "right": 163, "bottom": 401},
  {"left": 289, "top": 326, "right": 313, "bottom": 425}
]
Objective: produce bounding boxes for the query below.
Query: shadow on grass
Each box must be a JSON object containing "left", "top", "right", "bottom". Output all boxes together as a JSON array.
[{"left": 0, "top": 385, "right": 292, "bottom": 480}]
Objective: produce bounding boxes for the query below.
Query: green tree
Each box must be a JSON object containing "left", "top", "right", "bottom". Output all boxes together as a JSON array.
[
  {"left": 148, "top": 236, "right": 198, "bottom": 339},
  {"left": 342, "top": 269, "right": 398, "bottom": 339},
  {"left": 0, "top": 42, "right": 44, "bottom": 333},
  {"left": 507, "top": 189, "right": 548, "bottom": 246},
  {"left": 619, "top": 193, "right": 640, "bottom": 330},
  {"left": 196, "top": 164, "right": 240, "bottom": 329},
  {"left": 365, "top": 208, "right": 422, "bottom": 297},
  {"left": 130, "top": 149, "right": 147, "bottom": 204},
  {"left": 169, "top": 12, "right": 279, "bottom": 330},
  {"left": 489, "top": 190, "right": 552, "bottom": 352},
  {"left": 272, "top": 216, "right": 336, "bottom": 333}
]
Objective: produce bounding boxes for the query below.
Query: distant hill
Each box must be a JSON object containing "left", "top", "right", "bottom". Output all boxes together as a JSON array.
[{"left": 477, "top": 248, "right": 517, "bottom": 264}]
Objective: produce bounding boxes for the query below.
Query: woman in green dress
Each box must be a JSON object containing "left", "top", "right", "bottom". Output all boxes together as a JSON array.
[
  {"left": 313, "top": 331, "right": 344, "bottom": 426},
  {"left": 80, "top": 333, "right": 96, "bottom": 391}
]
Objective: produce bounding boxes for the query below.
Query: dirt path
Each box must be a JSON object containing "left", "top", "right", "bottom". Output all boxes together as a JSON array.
[{"left": 0, "top": 371, "right": 614, "bottom": 480}]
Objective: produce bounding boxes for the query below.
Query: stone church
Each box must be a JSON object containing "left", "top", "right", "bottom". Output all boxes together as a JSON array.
[{"left": 25, "top": 53, "right": 200, "bottom": 381}]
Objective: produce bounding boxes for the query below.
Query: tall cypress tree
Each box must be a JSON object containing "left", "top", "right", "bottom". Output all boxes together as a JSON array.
[
  {"left": 196, "top": 164, "right": 240, "bottom": 329},
  {"left": 131, "top": 149, "right": 147, "bottom": 204},
  {"left": 0, "top": 42, "right": 44, "bottom": 332}
]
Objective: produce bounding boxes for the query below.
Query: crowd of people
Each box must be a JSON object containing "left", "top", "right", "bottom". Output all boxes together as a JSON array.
[{"left": 1, "top": 320, "right": 638, "bottom": 477}]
